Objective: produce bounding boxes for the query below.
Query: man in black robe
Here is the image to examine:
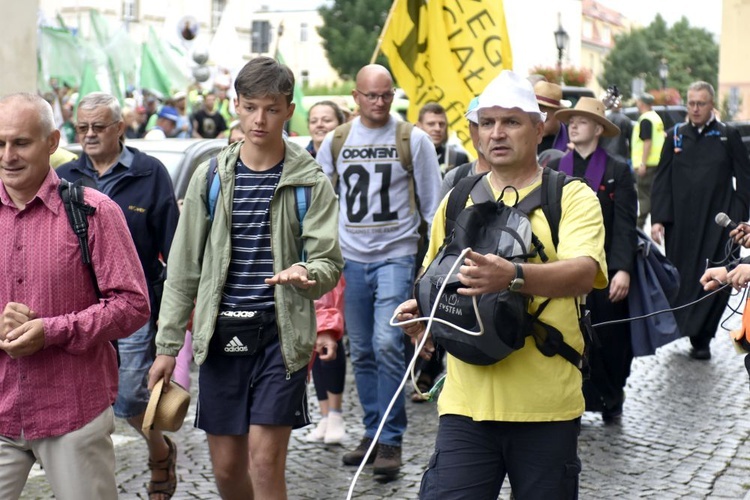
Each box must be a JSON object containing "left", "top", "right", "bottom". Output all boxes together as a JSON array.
[{"left": 651, "top": 81, "right": 750, "bottom": 360}]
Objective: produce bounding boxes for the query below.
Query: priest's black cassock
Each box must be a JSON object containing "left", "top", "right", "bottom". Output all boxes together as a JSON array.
[{"left": 651, "top": 119, "right": 750, "bottom": 349}]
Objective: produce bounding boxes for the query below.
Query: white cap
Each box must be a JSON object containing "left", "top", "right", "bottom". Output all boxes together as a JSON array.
[{"left": 465, "top": 70, "right": 547, "bottom": 123}]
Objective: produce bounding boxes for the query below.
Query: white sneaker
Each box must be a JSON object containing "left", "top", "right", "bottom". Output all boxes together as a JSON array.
[
  {"left": 324, "top": 412, "right": 346, "bottom": 445},
  {"left": 304, "top": 417, "right": 327, "bottom": 442}
]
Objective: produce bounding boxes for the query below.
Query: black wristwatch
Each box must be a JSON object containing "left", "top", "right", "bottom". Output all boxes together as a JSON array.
[{"left": 508, "top": 263, "right": 525, "bottom": 292}]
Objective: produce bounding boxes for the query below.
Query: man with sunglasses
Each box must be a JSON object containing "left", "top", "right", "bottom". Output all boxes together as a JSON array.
[
  {"left": 57, "top": 92, "right": 180, "bottom": 498},
  {"left": 316, "top": 64, "right": 441, "bottom": 477}
]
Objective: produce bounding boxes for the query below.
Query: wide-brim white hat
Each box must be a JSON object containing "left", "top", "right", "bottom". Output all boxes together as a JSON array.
[{"left": 465, "top": 70, "right": 546, "bottom": 123}]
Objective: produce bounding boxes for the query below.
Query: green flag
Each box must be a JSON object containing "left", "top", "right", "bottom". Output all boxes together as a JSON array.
[
  {"left": 276, "top": 51, "right": 308, "bottom": 136},
  {"left": 75, "top": 61, "right": 102, "bottom": 113},
  {"left": 88, "top": 9, "right": 124, "bottom": 103},
  {"left": 139, "top": 42, "right": 172, "bottom": 98},
  {"left": 144, "top": 27, "right": 191, "bottom": 95},
  {"left": 39, "top": 26, "right": 83, "bottom": 88}
]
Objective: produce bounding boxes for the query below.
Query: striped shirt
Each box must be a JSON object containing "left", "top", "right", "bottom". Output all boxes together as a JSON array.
[{"left": 220, "top": 159, "right": 283, "bottom": 312}]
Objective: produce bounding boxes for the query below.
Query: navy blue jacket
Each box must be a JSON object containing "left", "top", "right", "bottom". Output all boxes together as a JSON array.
[{"left": 57, "top": 146, "right": 179, "bottom": 320}]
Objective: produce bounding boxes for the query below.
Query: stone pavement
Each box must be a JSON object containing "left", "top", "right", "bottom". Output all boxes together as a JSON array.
[{"left": 20, "top": 293, "right": 750, "bottom": 499}]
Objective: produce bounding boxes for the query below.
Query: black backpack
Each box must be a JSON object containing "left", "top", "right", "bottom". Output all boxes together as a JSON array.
[
  {"left": 59, "top": 179, "right": 101, "bottom": 297},
  {"left": 414, "top": 168, "right": 589, "bottom": 367},
  {"left": 59, "top": 179, "right": 121, "bottom": 364}
]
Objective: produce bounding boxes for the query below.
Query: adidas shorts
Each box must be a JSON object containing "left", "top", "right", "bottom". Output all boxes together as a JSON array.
[{"left": 195, "top": 334, "right": 309, "bottom": 435}]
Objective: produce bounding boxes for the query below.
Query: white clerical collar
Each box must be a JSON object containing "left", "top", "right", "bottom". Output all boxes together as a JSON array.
[{"left": 691, "top": 114, "right": 716, "bottom": 134}]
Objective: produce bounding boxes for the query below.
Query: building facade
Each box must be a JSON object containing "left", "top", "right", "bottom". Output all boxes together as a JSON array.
[
  {"left": 719, "top": 0, "right": 750, "bottom": 120},
  {"left": 580, "top": 0, "right": 630, "bottom": 97},
  {"left": 39, "top": 0, "right": 341, "bottom": 88}
]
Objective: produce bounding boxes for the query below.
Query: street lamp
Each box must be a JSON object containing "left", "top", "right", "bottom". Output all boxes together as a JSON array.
[
  {"left": 658, "top": 58, "right": 669, "bottom": 90},
  {"left": 554, "top": 14, "right": 569, "bottom": 85}
]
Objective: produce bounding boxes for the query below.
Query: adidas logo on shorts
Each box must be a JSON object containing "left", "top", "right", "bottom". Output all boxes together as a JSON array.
[{"left": 224, "top": 336, "right": 249, "bottom": 353}]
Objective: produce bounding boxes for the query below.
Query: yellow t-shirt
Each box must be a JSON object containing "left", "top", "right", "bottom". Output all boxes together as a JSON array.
[{"left": 424, "top": 173, "right": 608, "bottom": 422}]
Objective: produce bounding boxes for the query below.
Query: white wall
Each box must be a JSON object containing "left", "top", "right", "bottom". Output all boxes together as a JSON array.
[{"left": 1, "top": 0, "right": 39, "bottom": 95}]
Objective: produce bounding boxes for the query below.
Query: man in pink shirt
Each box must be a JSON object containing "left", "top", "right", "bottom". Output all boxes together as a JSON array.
[{"left": 0, "top": 93, "right": 150, "bottom": 499}]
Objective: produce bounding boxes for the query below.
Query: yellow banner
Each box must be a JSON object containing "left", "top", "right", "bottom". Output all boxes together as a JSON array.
[
  {"left": 380, "top": 0, "right": 429, "bottom": 104},
  {"left": 381, "top": 0, "right": 513, "bottom": 152}
]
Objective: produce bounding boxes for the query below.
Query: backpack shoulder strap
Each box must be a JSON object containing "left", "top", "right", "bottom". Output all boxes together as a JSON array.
[
  {"left": 445, "top": 173, "right": 488, "bottom": 238},
  {"left": 329, "top": 121, "right": 354, "bottom": 189},
  {"left": 395, "top": 121, "right": 414, "bottom": 172},
  {"left": 452, "top": 161, "right": 475, "bottom": 186},
  {"left": 59, "top": 179, "right": 101, "bottom": 297},
  {"left": 295, "top": 185, "right": 312, "bottom": 225},
  {"left": 540, "top": 167, "right": 572, "bottom": 251},
  {"left": 206, "top": 157, "right": 220, "bottom": 221},
  {"left": 395, "top": 121, "right": 421, "bottom": 216},
  {"left": 294, "top": 185, "right": 312, "bottom": 261}
]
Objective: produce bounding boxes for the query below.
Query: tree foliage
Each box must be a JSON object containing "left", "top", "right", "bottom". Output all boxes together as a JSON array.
[
  {"left": 318, "top": 0, "right": 391, "bottom": 80},
  {"left": 600, "top": 15, "right": 718, "bottom": 102}
]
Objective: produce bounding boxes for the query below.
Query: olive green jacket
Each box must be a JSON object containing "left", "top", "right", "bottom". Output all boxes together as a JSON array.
[{"left": 155, "top": 140, "right": 343, "bottom": 373}]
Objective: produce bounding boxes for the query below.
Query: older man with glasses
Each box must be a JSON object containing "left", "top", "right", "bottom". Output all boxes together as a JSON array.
[
  {"left": 57, "top": 92, "right": 181, "bottom": 499},
  {"left": 651, "top": 81, "right": 750, "bottom": 361},
  {"left": 316, "top": 64, "right": 442, "bottom": 478}
]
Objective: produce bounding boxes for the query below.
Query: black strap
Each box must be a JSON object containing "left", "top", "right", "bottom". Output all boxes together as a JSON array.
[
  {"left": 451, "top": 161, "right": 475, "bottom": 186},
  {"left": 59, "top": 180, "right": 101, "bottom": 298},
  {"left": 540, "top": 168, "right": 568, "bottom": 251},
  {"left": 445, "top": 173, "right": 487, "bottom": 239}
]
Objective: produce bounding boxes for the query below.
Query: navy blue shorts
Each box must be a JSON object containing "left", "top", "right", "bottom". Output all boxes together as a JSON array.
[{"left": 195, "top": 334, "right": 310, "bottom": 435}]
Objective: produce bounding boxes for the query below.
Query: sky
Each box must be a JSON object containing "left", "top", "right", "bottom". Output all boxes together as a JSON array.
[
  {"left": 265, "top": 0, "right": 721, "bottom": 36},
  {"left": 597, "top": 0, "right": 721, "bottom": 36}
]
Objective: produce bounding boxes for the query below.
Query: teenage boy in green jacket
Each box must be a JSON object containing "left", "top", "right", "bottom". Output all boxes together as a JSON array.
[{"left": 149, "top": 57, "right": 342, "bottom": 499}]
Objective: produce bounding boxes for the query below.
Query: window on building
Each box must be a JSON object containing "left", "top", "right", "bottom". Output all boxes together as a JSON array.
[
  {"left": 583, "top": 20, "right": 593, "bottom": 39},
  {"left": 300, "top": 23, "right": 308, "bottom": 42},
  {"left": 602, "top": 26, "right": 611, "bottom": 45},
  {"left": 251, "top": 20, "right": 272, "bottom": 54},
  {"left": 212, "top": 0, "right": 226, "bottom": 31},
  {"left": 122, "top": 0, "right": 138, "bottom": 21}
]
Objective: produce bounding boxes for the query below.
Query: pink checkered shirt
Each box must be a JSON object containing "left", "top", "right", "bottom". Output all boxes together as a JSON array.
[{"left": 0, "top": 169, "right": 150, "bottom": 439}]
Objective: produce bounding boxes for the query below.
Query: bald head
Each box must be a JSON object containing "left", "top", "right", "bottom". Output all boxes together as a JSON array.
[
  {"left": 355, "top": 64, "right": 393, "bottom": 88},
  {"left": 0, "top": 92, "right": 61, "bottom": 208},
  {"left": 353, "top": 65, "right": 395, "bottom": 128},
  {"left": 0, "top": 93, "right": 56, "bottom": 137}
]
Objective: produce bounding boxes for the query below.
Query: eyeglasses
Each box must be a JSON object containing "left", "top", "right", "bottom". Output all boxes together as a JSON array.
[
  {"left": 687, "top": 101, "right": 710, "bottom": 109},
  {"left": 75, "top": 121, "right": 118, "bottom": 135},
  {"left": 355, "top": 89, "right": 395, "bottom": 103}
]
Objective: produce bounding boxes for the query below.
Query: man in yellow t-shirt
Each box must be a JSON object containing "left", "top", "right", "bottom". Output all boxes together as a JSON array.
[{"left": 396, "top": 70, "right": 607, "bottom": 499}]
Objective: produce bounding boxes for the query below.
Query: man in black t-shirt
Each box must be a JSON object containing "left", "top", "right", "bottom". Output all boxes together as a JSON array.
[{"left": 192, "top": 91, "right": 228, "bottom": 139}]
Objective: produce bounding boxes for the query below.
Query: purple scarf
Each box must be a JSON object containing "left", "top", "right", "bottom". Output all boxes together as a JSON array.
[
  {"left": 559, "top": 146, "right": 607, "bottom": 192},
  {"left": 552, "top": 123, "right": 569, "bottom": 152}
]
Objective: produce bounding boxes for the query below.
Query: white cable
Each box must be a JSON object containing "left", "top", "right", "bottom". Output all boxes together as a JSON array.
[{"left": 346, "top": 247, "right": 478, "bottom": 500}]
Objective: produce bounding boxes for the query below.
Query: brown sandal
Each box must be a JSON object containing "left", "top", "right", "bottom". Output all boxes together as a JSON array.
[{"left": 147, "top": 435, "right": 177, "bottom": 499}]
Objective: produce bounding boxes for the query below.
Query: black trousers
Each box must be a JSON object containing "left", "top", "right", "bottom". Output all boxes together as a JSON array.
[
  {"left": 419, "top": 415, "right": 580, "bottom": 500},
  {"left": 583, "top": 286, "right": 633, "bottom": 411}
]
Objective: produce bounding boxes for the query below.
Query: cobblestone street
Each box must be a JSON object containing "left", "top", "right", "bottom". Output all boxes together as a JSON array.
[{"left": 20, "top": 294, "right": 750, "bottom": 499}]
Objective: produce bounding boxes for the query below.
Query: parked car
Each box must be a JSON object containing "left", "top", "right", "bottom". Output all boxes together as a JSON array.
[
  {"left": 562, "top": 86, "right": 596, "bottom": 107},
  {"left": 623, "top": 105, "right": 688, "bottom": 131},
  {"left": 63, "top": 138, "right": 227, "bottom": 200},
  {"left": 727, "top": 121, "right": 750, "bottom": 159}
]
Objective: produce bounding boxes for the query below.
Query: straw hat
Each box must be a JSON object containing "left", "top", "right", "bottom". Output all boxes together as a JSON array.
[
  {"left": 142, "top": 379, "right": 190, "bottom": 432},
  {"left": 554, "top": 97, "right": 621, "bottom": 138},
  {"left": 534, "top": 81, "right": 567, "bottom": 109}
]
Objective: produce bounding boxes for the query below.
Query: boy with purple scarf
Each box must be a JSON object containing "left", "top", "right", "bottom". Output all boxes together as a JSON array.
[{"left": 548, "top": 97, "right": 638, "bottom": 423}]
